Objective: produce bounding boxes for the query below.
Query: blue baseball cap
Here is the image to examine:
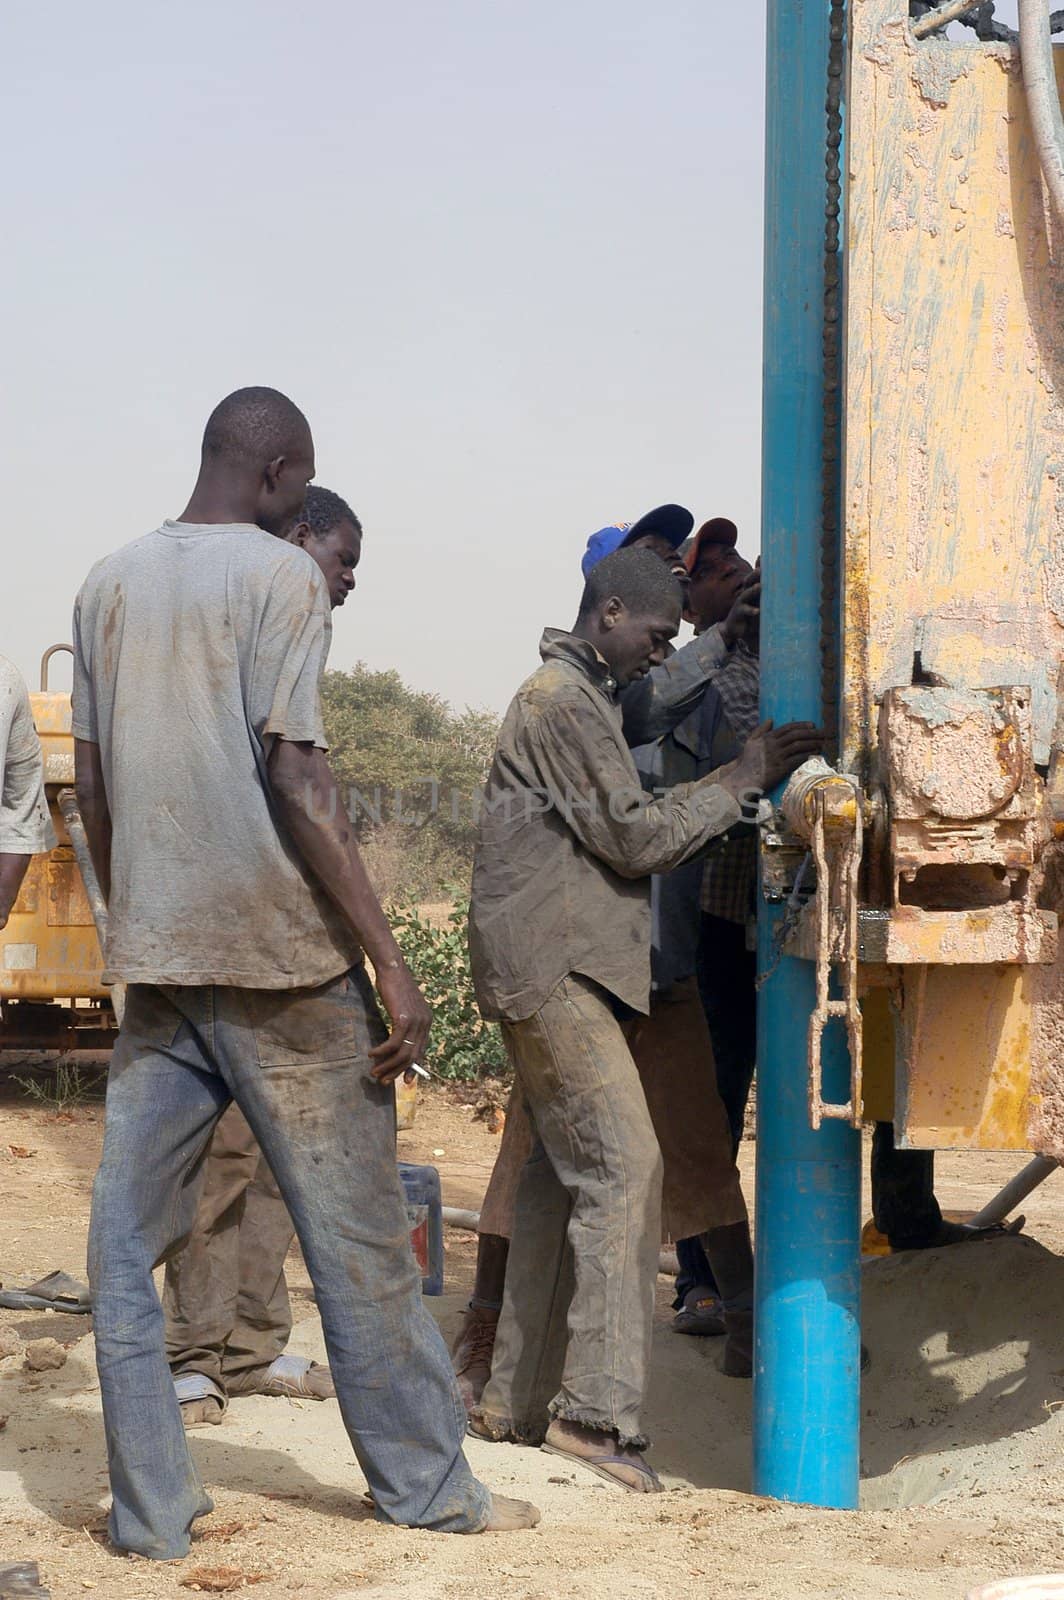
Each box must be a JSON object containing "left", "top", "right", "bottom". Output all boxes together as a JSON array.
[{"left": 580, "top": 504, "right": 694, "bottom": 578}]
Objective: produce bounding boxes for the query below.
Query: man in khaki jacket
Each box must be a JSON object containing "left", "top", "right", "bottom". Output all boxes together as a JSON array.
[{"left": 468, "top": 547, "right": 820, "bottom": 1493}]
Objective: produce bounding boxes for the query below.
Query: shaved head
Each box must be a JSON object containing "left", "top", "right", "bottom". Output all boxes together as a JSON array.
[
  {"left": 577, "top": 546, "right": 684, "bottom": 622},
  {"left": 201, "top": 386, "right": 312, "bottom": 468},
  {"left": 183, "top": 385, "right": 316, "bottom": 537},
  {"left": 574, "top": 547, "right": 683, "bottom": 688}
]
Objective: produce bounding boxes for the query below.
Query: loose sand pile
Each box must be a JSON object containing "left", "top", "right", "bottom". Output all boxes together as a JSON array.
[
  {"left": 0, "top": 1091, "right": 1062, "bottom": 1597},
  {"left": 1, "top": 1238, "right": 1061, "bottom": 1598},
  {"left": 860, "top": 1237, "right": 1064, "bottom": 1511}
]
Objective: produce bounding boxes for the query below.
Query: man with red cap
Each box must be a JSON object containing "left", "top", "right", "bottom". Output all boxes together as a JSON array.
[
  {"left": 670, "top": 518, "right": 762, "bottom": 1332},
  {"left": 672, "top": 518, "right": 1002, "bottom": 1329},
  {"left": 679, "top": 520, "right": 760, "bottom": 1100},
  {"left": 578, "top": 509, "right": 760, "bottom": 744}
]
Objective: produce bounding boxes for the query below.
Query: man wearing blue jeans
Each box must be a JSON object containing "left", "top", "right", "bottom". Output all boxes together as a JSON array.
[
  {"left": 72, "top": 386, "right": 537, "bottom": 1559},
  {"left": 164, "top": 485, "right": 365, "bottom": 1426}
]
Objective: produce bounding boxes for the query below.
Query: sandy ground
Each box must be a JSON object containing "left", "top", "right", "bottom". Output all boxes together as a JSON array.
[{"left": 0, "top": 1074, "right": 1062, "bottom": 1599}]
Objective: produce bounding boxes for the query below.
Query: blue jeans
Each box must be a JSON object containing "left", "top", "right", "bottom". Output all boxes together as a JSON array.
[
  {"left": 696, "top": 914, "right": 757, "bottom": 1153},
  {"left": 88, "top": 966, "right": 490, "bottom": 1558}
]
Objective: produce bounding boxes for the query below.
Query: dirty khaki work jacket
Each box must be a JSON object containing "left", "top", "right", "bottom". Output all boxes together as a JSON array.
[{"left": 468, "top": 629, "right": 743, "bottom": 1024}]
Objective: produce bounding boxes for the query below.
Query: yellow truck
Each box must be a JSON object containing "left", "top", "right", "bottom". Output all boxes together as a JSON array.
[{"left": 0, "top": 645, "right": 120, "bottom": 1054}]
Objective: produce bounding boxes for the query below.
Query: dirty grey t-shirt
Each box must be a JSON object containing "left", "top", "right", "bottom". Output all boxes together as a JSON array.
[
  {"left": 0, "top": 655, "right": 55, "bottom": 855},
  {"left": 72, "top": 521, "right": 363, "bottom": 989}
]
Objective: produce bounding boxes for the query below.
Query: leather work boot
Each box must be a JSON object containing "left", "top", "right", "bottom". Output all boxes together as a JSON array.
[
  {"left": 699, "top": 1220, "right": 755, "bottom": 1380},
  {"left": 451, "top": 1305, "right": 499, "bottom": 1411},
  {"left": 720, "top": 1307, "right": 754, "bottom": 1378}
]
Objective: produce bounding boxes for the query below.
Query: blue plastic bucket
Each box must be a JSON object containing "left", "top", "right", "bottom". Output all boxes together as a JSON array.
[{"left": 399, "top": 1162, "right": 444, "bottom": 1296}]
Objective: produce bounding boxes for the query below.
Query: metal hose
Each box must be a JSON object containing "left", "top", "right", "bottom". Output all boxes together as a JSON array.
[{"left": 1018, "top": 0, "right": 1064, "bottom": 226}]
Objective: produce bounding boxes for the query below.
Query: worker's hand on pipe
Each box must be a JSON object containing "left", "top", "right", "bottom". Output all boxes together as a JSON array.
[
  {"left": 369, "top": 960, "right": 433, "bottom": 1085},
  {"left": 720, "top": 575, "right": 761, "bottom": 648},
  {"left": 732, "top": 720, "right": 824, "bottom": 795}
]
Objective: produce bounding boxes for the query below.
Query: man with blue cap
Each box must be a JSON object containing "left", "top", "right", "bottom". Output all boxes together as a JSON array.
[{"left": 580, "top": 504, "right": 696, "bottom": 579}]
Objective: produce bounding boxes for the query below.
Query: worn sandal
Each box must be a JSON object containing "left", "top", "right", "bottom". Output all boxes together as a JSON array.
[
  {"left": 0, "top": 1559, "right": 51, "bottom": 1597},
  {"left": 540, "top": 1440, "right": 663, "bottom": 1493},
  {"left": 174, "top": 1372, "right": 227, "bottom": 1428},
  {"left": 257, "top": 1354, "right": 335, "bottom": 1400},
  {"left": 0, "top": 1270, "right": 91, "bottom": 1314}
]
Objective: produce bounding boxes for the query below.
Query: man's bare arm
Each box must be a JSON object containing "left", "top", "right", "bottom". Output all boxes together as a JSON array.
[
  {"left": 0, "top": 855, "right": 31, "bottom": 931},
  {"left": 74, "top": 739, "right": 112, "bottom": 904},
  {"left": 267, "top": 739, "right": 431, "bottom": 1083}
]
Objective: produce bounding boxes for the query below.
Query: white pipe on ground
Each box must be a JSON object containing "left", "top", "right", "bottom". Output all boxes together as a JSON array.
[
  {"left": 968, "top": 1154, "right": 1059, "bottom": 1228},
  {"left": 441, "top": 1207, "right": 481, "bottom": 1232},
  {"left": 441, "top": 1206, "right": 679, "bottom": 1277}
]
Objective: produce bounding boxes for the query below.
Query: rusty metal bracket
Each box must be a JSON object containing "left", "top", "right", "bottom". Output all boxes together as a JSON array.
[
  {"left": 808, "top": 786, "right": 864, "bottom": 1130},
  {"left": 39, "top": 643, "right": 73, "bottom": 692}
]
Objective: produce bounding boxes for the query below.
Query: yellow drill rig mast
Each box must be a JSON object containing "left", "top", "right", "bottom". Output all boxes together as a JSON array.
[{"left": 756, "top": 0, "right": 1064, "bottom": 1505}]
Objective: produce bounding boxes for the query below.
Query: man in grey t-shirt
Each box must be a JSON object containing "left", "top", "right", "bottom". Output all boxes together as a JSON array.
[
  {"left": 73, "top": 386, "right": 537, "bottom": 1559},
  {"left": 163, "top": 485, "right": 364, "bottom": 1423}
]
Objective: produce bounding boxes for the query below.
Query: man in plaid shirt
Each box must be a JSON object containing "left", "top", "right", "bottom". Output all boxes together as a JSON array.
[
  {"left": 657, "top": 521, "right": 763, "bottom": 1335},
  {"left": 673, "top": 524, "right": 1000, "bottom": 1330}
]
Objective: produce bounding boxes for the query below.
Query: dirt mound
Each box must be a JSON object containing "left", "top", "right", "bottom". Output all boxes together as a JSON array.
[
  {"left": 2, "top": 1091, "right": 1063, "bottom": 1598},
  {"left": 860, "top": 1235, "right": 1064, "bottom": 1508}
]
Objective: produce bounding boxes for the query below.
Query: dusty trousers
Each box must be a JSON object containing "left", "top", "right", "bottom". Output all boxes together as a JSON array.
[
  {"left": 88, "top": 966, "right": 489, "bottom": 1559},
  {"left": 479, "top": 976, "right": 747, "bottom": 1243},
  {"left": 476, "top": 974, "right": 663, "bottom": 1450},
  {"left": 163, "top": 1102, "right": 295, "bottom": 1393}
]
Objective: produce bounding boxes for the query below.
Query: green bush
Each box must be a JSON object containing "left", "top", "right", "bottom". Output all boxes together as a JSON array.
[
  {"left": 323, "top": 665, "right": 508, "bottom": 1074},
  {"left": 321, "top": 664, "right": 501, "bottom": 904},
  {"left": 390, "top": 894, "right": 509, "bottom": 1081}
]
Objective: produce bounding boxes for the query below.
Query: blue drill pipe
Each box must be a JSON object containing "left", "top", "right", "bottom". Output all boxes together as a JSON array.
[{"left": 754, "top": 0, "right": 862, "bottom": 1509}]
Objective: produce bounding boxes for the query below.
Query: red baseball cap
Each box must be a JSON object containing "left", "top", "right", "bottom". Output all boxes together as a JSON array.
[{"left": 683, "top": 517, "right": 740, "bottom": 574}]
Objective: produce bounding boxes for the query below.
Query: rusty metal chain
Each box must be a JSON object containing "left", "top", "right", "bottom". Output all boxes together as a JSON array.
[
  {"left": 820, "top": 0, "right": 845, "bottom": 760},
  {"left": 807, "top": 791, "right": 864, "bottom": 1129}
]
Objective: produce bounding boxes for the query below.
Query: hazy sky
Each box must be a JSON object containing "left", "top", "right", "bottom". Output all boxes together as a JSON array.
[{"left": 3, "top": 1, "right": 766, "bottom": 713}]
